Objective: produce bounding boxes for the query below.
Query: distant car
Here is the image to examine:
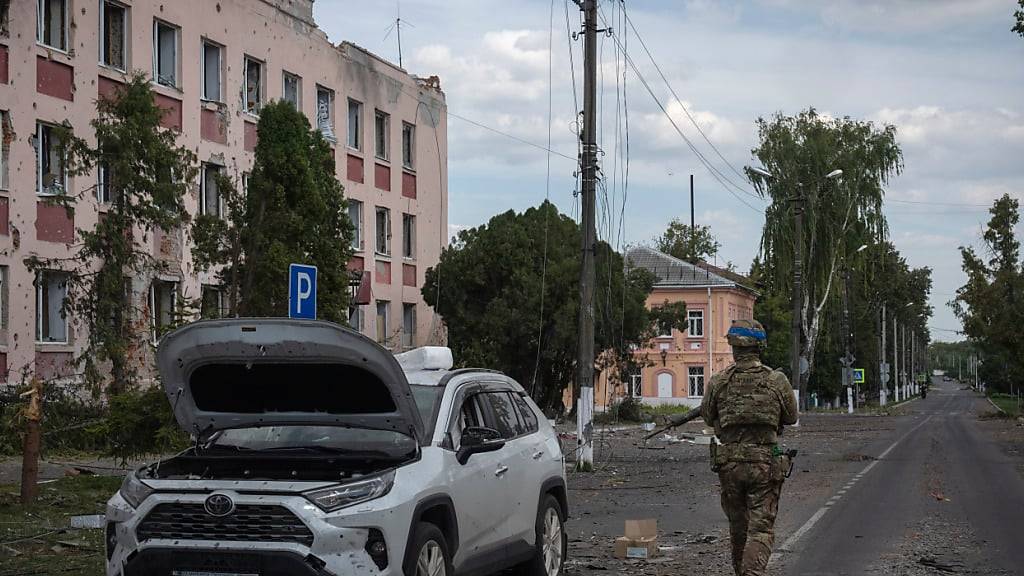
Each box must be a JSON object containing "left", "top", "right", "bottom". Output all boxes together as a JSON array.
[
  {"left": 105, "top": 319, "right": 568, "bottom": 576},
  {"left": 944, "top": 376, "right": 952, "bottom": 382}
]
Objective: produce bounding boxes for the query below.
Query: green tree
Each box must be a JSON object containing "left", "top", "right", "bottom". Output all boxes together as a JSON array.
[
  {"left": 421, "top": 202, "right": 681, "bottom": 411},
  {"left": 747, "top": 108, "right": 903, "bottom": 391},
  {"left": 192, "top": 101, "right": 354, "bottom": 322},
  {"left": 27, "top": 74, "right": 196, "bottom": 394},
  {"left": 653, "top": 220, "right": 721, "bottom": 263},
  {"left": 952, "top": 194, "right": 1024, "bottom": 392},
  {"left": 1014, "top": 0, "right": 1024, "bottom": 37}
]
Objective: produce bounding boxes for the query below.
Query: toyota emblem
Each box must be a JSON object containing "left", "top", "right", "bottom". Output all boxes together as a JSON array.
[{"left": 204, "top": 494, "right": 235, "bottom": 517}]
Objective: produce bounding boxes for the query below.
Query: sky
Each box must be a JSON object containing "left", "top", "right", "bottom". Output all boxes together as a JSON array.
[{"left": 313, "top": 0, "right": 1024, "bottom": 342}]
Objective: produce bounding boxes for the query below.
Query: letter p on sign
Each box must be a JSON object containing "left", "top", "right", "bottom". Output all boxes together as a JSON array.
[{"left": 289, "top": 263, "right": 318, "bottom": 319}]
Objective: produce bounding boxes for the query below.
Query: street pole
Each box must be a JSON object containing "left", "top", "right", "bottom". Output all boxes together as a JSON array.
[
  {"left": 880, "top": 303, "right": 887, "bottom": 405},
  {"left": 893, "top": 316, "right": 899, "bottom": 402},
  {"left": 575, "top": 0, "right": 598, "bottom": 470},
  {"left": 791, "top": 191, "right": 805, "bottom": 409},
  {"left": 841, "top": 258, "right": 852, "bottom": 413}
]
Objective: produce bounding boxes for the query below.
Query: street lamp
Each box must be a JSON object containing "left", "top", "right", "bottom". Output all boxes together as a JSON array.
[{"left": 748, "top": 166, "right": 843, "bottom": 409}]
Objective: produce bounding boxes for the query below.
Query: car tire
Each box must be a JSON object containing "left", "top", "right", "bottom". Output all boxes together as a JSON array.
[
  {"left": 404, "top": 522, "right": 452, "bottom": 576},
  {"left": 519, "top": 494, "right": 567, "bottom": 576}
]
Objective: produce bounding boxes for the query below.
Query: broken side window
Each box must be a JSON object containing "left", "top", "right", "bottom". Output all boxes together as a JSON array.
[
  {"left": 153, "top": 20, "right": 179, "bottom": 87},
  {"left": 35, "top": 122, "right": 66, "bottom": 196},
  {"left": 200, "top": 163, "right": 222, "bottom": 217},
  {"left": 316, "top": 85, "right": 335, "bottom": 141},
  {"left": 37, "top": 0, "right": 67, "bottom": 51},
  {"left": 201, "top": 40, "right": 222, "bottom": 101},
  {"left": 101, "top": 1, "right": 127, "bottom": 70},
  {"left": 36, "top": 270, "right": 68, "bottom": 343},
  {"left": 149, "top": 279, "right": 179, "bottom": 341},
  {"left": 243, "top": 56, "right": 263, "bottom": 114}
]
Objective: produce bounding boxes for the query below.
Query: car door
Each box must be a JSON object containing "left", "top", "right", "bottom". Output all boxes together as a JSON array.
[
  {"left": 508, "top": 391, "right": 550, "bottom": 547},
  {"left": 444, "top": 387, "right": 511, "bottom": 569},
  {"left": 477, "top": 388, "right": 536, "bottom": 550}
]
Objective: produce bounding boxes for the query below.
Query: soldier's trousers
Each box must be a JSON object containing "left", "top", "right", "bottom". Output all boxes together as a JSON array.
[{"left": 717, "top": 460, "right": 785, "bottom": 576}]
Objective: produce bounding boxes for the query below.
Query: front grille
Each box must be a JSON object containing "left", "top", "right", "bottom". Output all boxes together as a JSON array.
[{"left": 137, "top": 503, "right": 314, "bottom": 546}]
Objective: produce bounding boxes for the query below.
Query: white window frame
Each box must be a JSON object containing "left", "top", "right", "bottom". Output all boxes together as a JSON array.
[
  {"left": 375, "top": 206, "right": 391, "bottom": 256},
  {"left": 348, "top": 304, "right": 364, "bottom": 331},
  {"left": 201, "top": 39, "right": 223, "bottom": 102},
  {"left": 35, "top": 270, "right": 69, "bottom": 344},
  {"left": 316, "top": 85, "right": 336, "bottom": 141},
  {"left": 37, "top": 0, "right": 68, "bottom": 51},
  {"left": 149, "top": 279, "right": 179, "bottom": 343},
  {"left": 201, "top": 284, "right": 227, "bottom": 319},
  {"left": 200, "top": 163, "right": 223, "bottom": 217},
  {"left": 376, "top": 300, "right": 390, "bottom": 344},
  {"left": 36, "top": 122, "right": 67, "bottom": 197},
  {"left": 348, "top": 99, "right": 362, "bottom": 150},
  {"left": 153, "top": 19, "right": 179, "bottom": 88},
  {"left": 402, "top": 213, "right": 416, "bottom": 259},
  {"left": 97, "top": 162, "right": 113, "bottom": 204},
  {"left": 402, "top": 122, "right": 415, "bottom": 170},
  {"left": 348, "top": 200, "right": 363, "bottom": 250},
  {"left": 629, "top": 374, "right": 642, "bottom": 398},
  {"left": 688, "top": 366, "right": 706, "bottom": 398},
  {"left": 99, "top": 1, "right": 128, "bottom": 71},
  {"left": 375, "top": 109, "right": 390, "bottom": 161},
  {"left": 687, "top": 309, "right": 705, "bottom": 337},
  {"left": 282, "top": 71, "right": 301, "bottom": 109},
  {"left": 242, "top": 55, "right": 264, "bottom": 115},
  {"left": 402, "top": 303, "right": 416, "bottom": 348}
]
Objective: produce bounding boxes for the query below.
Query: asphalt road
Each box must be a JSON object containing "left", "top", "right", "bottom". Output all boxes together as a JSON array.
[{"left": 779, "top": 379, "right": 1024, "bottom": 575}]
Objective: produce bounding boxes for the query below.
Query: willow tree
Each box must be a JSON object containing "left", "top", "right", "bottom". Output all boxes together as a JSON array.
[{"left": 747, "top": 109, "right": 902, "bottom": 390}]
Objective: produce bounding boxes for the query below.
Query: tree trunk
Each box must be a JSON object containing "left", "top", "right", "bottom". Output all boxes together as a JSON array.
[{"left": 20, "top": 378, "right": 44, "bottom": 504}]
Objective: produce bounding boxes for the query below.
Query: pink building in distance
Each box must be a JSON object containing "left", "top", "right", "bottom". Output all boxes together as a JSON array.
[{"left": 0, "top": 0, "right": 447, "bottom": 383}]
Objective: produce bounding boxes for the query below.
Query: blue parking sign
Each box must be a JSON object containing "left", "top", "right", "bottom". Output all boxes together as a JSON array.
[{"left": 289, "top": 264, "right": 317, "bottom": 319}]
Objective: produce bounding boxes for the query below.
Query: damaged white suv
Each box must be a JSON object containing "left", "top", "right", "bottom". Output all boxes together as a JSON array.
[{"left": 105, "top": 319, "right": 568, "bottom": 576}]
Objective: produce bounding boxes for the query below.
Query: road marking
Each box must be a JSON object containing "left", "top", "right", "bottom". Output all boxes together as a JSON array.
[{"left": 777, "top": 415, "right": 933, "bottom": 554}]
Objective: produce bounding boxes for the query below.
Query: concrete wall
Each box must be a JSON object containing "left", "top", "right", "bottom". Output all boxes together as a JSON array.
[{"left": 0, "top": 0, "right": 447, "bottom": 383}]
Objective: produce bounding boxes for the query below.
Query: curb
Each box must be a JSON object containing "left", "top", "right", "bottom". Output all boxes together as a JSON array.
[{"left": 986, "top": 396, "right": 1006, "bottom": 415}]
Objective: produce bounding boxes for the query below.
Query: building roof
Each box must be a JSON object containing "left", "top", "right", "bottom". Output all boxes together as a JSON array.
[{"left": 626, "top": 246, "right": 755, "bottom": 292}]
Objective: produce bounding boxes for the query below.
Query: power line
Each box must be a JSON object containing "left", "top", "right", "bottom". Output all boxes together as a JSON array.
[
  {"left": 446, "top": 110, "right": 577, "bottom": 161},
  {"left": 887, "top": 198, "right": 993, "bottom": 208}
]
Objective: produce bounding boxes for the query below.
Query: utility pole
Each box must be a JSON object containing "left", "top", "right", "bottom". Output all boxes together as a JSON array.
[
  {"left": 575, "top": 0, "right": 598, "bottom": 470},
  {"left": 893, "top": 316, "right": 900, "bottom": 402},
  {"left": 690, "top": 174, "right": 696, "bottom": 235},
  {"left": 841, "top": 259, "right": 853, "bottom": 413},
  {"left": 880, "top": 303, "right": 887, "bottom": 405}
]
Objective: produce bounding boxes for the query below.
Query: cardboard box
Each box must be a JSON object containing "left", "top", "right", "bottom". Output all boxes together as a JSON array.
[{"left": 613, "top": 519, "right": 659, "bottom": 559}]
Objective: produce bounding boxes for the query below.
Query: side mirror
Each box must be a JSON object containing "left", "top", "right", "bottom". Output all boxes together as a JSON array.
[{"left": 457, "top": 426, "right": 505, "bottom": 464}]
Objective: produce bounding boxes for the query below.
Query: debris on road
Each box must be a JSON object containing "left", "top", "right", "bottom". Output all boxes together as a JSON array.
[{"left": 613, "top": 519, "right": 659, "bottom": 559}]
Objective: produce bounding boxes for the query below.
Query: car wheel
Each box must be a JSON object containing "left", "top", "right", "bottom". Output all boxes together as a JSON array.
[
  {"left": 520, "top": 494, "right": 567, "bottom": 576},
  {"left": 404, "top": 522, "right": 451, "bottom": 576}
]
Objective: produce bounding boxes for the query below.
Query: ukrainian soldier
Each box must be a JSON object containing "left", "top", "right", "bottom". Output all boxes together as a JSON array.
[{"left": 700, "top": 319, "right": 799, "bottom": 576}]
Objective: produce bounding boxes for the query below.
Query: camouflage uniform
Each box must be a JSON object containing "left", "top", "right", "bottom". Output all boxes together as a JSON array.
[{"left": 700, "top": 319, "right": 799, "bottom": 576}]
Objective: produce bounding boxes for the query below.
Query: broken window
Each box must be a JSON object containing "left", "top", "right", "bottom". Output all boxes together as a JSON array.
[
  {"left": 687, "top": 309, "right": 704, "bottom": 337},
  {"left": 375, "top": 206, "right": 391, "bottom": 255},
  {"left": 402, "top": 122, "right": 415, "bottom": 169},
  {"left": 36, "top": 122, "right": 66, "bottom": 196},
  {"left": 375, "top": 109, "right": 389, "bottom": 160},
  {"left": 153, "top": 20, "right": 179, "bottom": 88},
  {"left": 200, "top": 163, "right": 222, "bottom": 217},
  {"left": 376, "top": 300, "right": 390, "bottom": 344},
  {"left": 316, "top": 85, "right": 335, "bottom": 141},
  {"left": 36, "top": 270, "right": 68, "bottom": 343},
  {"left": 688, "top": 366, "right": 705, "bottom": 397},
  {"left": 348, "top": 305, "right": 363, "bottom": 331},
  {"left": 201, "top": 285, "right": 227, "bottom": 319},
  {"left": 201, "top": 40, "right": 222, "bottom": 101},
  {"left": 282, "top": 72, "right": 301, "bottom": 109},
  {"left": 97, "top": 162, "right": 119, "bottom": 204},
  {"left": 1, "top": 0, "right": 9, "bottom": 38},
  {"left": 243, "top": 56, "right": 263, "bottom": 114},
  {"left": 402, "top": 213, "right": 415, "bottom": 259},
  {"left": 348, "top": 200, "right": 363, "bottom": 250},
  {"left": 37, "top": 0, "right": 67, "bottom": 51},
  {"left": 0, "top": 266, "right": 8, "bottom": 332},
  {"left": 402, "top": 303, "right": 416, "bottom": 348},
  {"left": 0, "top": 111, "right": 9, "bottom": 190},
  {"left": 100, "top": 1, "right": 127, "bottom": 70},
  {"left": 629, "top": 374, "right": 642, "bottom": 397},
  {"left": 149, "top": 279, "right": 178, "bottom": 340},
  {"left": 347, "top": 99, "right": 362, "bottom": 149}
]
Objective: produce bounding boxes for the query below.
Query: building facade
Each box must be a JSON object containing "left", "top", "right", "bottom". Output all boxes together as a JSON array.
[
  {"left": 593, "top": 247, "right": 758, "bottom": 410},
  {"left": 0, "top": 0, "right": 447, "bottom": 382}
]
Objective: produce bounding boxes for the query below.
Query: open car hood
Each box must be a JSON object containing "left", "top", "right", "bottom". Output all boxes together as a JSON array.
[{"left": 156, "top": 319, "right": 424, "bottom": 443}]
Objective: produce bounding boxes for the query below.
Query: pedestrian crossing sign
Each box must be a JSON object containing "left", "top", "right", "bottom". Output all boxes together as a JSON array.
[{"left": 852, "top": 368, "right": 865, "bottom": 384}]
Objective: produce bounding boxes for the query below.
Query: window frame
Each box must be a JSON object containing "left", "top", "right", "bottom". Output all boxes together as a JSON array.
[
  {"left": 315, "top": 84, "right": 336, "bottom": 142},
  {"left": 152, "top": 19, "right": 179, "bottom": 88},
  {"left": 402, "top": 303, "right": 416, "bottom": 348},
  {"left": 1, "top": 0, "right": 10, "bottom": 38},
  {"left": 347, "top": 99, "right": 363, "bottom": 150},
  {"left": 149, "top": 279, "right": 179, "bottom": 343},
  {"left": 99, "top": 0, "right": 128, "bottom": 71},
  {"left": 282, "top": 71, "right": 302, "bottom": 109},
  {"left": 375, "top": 206, "right": 392, "bottom": 256},
  {"left": 348, "top": 304, "right": 364, "bottom": 331},
  {"left": 36, "top": 122, "right": 67, "bottom": 197},
  {"left": 348, "top": 200, "right": 363, "bottom": 251},
  {"left": 201, "top": 39, "right": 224, "bottom": 102},
  {"left": 199, "top": 163, "right": 223, "bottom": 217},
  {"left": 242, "top": 55, "right": 265, "bottom": 115},
  {"left": 375, "top": 300, "right": 390, "bottom": 344},
  {"left": 37, "top": 0, "right": 68, "bottom": 52},
  {"left": 629, "top": 373, "right": 642, "bottom": 397},
  {"left": 0, "top": 110, "right": 9, "bottom": 191},
  {"left": 688, "top": 366, "right": 706, "bottom": 398},
  {"left": 200, "top": 284, "right": 227, "bottom": 319},
  {"left": 687, "top": 309, "right": 705, "bottom": 338},
  {"left": 402, "top": 213, "right": 416, "bottom": 259},
  {"left": 35, "top": 270, "right": 69, "bottom": 344},
  {"left": 0, "top": 265, "right": 7, "bottom": 333},
  {"left": 402, "top": 122, "right": 415, "bottom": 170},
  {"left": 374, "top": 109, "right": 390, "bottom": 161},
  {"left": 97, "top": 162, "right": 113, "bottom": 205}
]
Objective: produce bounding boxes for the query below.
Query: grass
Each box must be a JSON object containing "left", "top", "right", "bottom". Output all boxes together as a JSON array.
[
  {"left": 0, "top": 475, "right": 122, "bottom": 576},
  {"left": 988, "top": 393, "right": 1022, "bottom": 417}
]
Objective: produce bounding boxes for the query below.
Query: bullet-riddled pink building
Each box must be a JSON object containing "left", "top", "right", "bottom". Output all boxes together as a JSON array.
[{"left": 0, "top": 0, "right": 447, "bottom": 383}]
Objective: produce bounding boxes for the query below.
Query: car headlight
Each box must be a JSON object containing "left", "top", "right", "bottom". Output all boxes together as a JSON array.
[
  {"left": 304, "top": 471, "right": 395, "bottom": 512},
  {"left": 119, "top": 471, "right": 154, "bottom": 508}
]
